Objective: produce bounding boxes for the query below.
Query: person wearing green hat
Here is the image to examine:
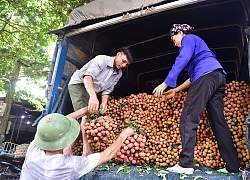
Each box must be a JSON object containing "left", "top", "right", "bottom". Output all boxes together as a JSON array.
[{"left": 20, "top": 107, "right": 134, "bottom": 180}]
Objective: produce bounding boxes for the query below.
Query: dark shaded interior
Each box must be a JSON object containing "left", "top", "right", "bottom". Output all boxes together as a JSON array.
[{"left": 63, "top": 0, "right": 249, "bottom": 97}]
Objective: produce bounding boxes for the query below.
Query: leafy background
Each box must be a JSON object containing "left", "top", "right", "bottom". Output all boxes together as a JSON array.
[
  {"left": 0, "top": 0, "right": 93, "bottom": 109},
  {"left": 0, "top": 0, "right": 94, "bottom": 142}
]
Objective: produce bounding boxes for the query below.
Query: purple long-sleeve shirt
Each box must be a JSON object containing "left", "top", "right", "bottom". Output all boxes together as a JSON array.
[{"left": 164, "top": 34, "right": 226, "bottom": 87}]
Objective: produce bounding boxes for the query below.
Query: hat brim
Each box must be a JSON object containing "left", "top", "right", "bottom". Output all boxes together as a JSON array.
[{"left": 34, "top": 116, "right": 80, "bottom": 151}]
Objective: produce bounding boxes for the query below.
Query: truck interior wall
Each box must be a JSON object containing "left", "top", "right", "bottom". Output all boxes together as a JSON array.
[{"left": 65, "top": 0, "right": 248, "bottom": 98}]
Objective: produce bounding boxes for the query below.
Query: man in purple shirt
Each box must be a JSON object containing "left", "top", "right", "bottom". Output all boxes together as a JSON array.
[{"left": 153, "top": 24, "right": 240, "bottom": 174}]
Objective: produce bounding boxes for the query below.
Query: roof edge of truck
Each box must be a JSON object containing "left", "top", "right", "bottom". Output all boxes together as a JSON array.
[{"left": 47, "top": 0, "right": 205, "bottom": 36}]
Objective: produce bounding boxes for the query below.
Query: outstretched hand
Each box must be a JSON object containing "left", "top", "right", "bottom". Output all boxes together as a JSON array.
[
  {"left": 100, "top": 103, "right": 107, "bottom": 114},
  {"left": 88, "top": 96, "right": 99, "bottom": 114},
  {"left": 165, "top": 89, "right": 176, "bottom": 99},
  {"left": 153, "top": 82, "right": 168, "bottom": 97},
  {"left": 121, "top": 127, "right": 135, "bottom": 137}
]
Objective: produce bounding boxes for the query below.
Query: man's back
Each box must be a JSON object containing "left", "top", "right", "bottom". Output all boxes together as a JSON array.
[{"left": 20, "top": 141, "right": 100, "bottom": 180}]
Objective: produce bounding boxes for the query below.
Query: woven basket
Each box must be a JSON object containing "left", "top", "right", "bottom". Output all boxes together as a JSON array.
[{"left": 14, "top": 143, "right": 29, "bottom": 158}]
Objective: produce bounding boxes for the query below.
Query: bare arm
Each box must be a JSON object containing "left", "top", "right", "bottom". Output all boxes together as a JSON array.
[
  {"left": 96, "top": 127, "right": 134, "bottom": 167},
  {"left": 81, "top": 116, "right": 93, "bottom": 156},
  {"left": 63, "top": 107, "right": 89, "bottom": 156},
  {"left": 83, "top": 75, "right": 99, "bottom": 114},
  {"left": 174, "top": 78, "right": 191, "bottom": 92},
  {"left": 66, "top": 107, "right": 89, "bottom": 119},
  {"left": 165, "top": 78, "right": 191, "bottom": 99}
]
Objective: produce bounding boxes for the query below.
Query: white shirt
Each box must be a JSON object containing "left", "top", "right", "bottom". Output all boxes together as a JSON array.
[
  {"left": 68, "top": 55, "right": 122, "bottom": 95},
  {"left": 20, "top": 141, "right": 100, "bottom": 180}
]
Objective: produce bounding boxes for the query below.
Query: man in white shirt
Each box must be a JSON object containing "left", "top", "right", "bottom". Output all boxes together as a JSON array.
[{"left": 20, "top": 107, "right": 134, "bottom": 180}]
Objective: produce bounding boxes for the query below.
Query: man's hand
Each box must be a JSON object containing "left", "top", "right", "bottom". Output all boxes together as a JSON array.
[
  {"left": 165, "top": 89, "right": 176, "bottom": 99},
  {"left": 100, "top": 94, "right": 109, "bottom": 114},
  {"left": 153, "top": 82, "right": 168, "bottom": 97},
  {"left": 96, "top": 127, "right": 135, "bottom": 167},
  {"left": 100, "top": 103, "right": 107, "bottom": 114},
  {"left": 121, "top": 127, "right": 135, "bottom": 137},
  {"left": 88, "top": 95, "right": 99, "bottom": 114}
]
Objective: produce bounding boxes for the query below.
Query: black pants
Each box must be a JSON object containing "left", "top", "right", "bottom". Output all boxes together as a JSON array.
[{"left": 179, "top": 69, "right": 240, "bottom": 172}]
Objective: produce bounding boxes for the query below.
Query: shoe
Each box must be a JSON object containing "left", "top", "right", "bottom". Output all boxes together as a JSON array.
[{"left": 167, "top": 164, "right": 194, "bottom": 174}]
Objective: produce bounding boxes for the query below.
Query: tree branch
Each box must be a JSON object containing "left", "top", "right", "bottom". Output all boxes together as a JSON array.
[
  {"left": 0, "top": 34, "right": 9, "bottom": 44},
  {"left": 0, "top": 14, "right": 12, "bottom": 35},
  {"left": 0, "top": 18, "right": 28, "bottom": 29}
]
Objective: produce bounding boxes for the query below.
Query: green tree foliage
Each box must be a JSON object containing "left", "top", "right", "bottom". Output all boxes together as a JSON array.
[
  {"left": 0, "top": 0, "right": 92, "bottom": 143},
  {"left": 0, "top": 0, "right": 91, "bottom": 109}
]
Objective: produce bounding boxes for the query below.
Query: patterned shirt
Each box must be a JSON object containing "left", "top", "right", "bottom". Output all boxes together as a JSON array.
[
  {"left": 69, "top": 55, "right": 122, "bottom": 95},
  {"left": 20, "top": 141, "right": 100, "bottom": 180}
]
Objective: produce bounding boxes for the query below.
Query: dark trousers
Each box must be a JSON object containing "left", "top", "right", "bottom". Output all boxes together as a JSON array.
[{"left": 179, "top": 69, "right": 240, "bottom": 172}]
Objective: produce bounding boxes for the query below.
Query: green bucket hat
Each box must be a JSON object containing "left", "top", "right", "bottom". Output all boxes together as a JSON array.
[{"left": 34, "top": 113, "right": 80, "bottom": 151}]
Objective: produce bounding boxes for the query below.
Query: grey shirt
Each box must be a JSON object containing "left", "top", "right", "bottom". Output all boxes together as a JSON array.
[{"left": 68, "top": 55, "right": 122, "bottom": 95}]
